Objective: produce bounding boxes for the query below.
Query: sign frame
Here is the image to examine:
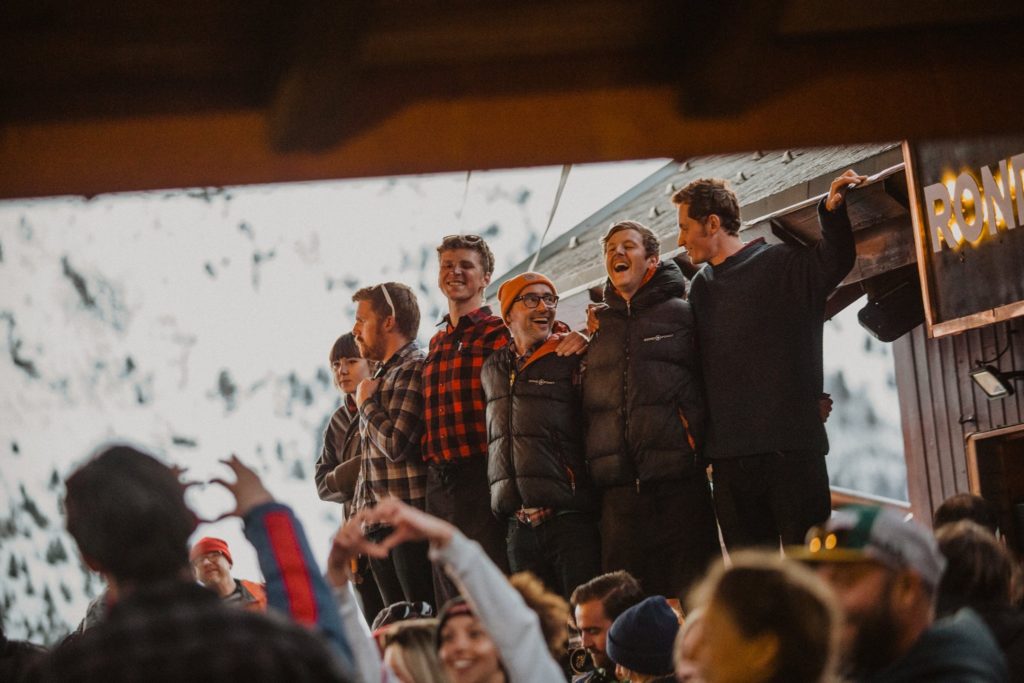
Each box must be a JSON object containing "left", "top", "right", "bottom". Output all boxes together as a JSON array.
[{"left": 903, "top": 139, "right": 1024, "bottom": 338}]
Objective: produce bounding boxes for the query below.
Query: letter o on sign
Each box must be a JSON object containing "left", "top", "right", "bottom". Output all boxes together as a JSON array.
[{"left": 953, "top": 172, "right": 985, "bottom": 243}]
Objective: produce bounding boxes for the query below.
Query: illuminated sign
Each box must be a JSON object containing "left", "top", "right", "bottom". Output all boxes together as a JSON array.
[
  {"left": 905, "top": 137, "right": 1024, "bottom": 337},
  {"left": 924, "top": 153, "right": 1024, "bottom": 252}
]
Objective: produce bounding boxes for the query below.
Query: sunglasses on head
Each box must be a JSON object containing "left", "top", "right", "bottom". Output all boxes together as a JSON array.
[
  {"left": 441, "top": 234, "right": 483, "bottom": 243},
  {"left": 377, "top": 283, "right": 396, "bottom": 318}
]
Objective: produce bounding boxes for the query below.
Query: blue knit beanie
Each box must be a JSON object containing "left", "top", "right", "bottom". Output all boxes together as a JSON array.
[{"left": 606, "top": 596, "right": 679, "bottom": 676}]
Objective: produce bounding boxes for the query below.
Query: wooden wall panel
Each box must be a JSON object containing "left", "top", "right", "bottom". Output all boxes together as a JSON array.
[{"left": 895, "top": 318, "right": 1024, "bottom": 525}]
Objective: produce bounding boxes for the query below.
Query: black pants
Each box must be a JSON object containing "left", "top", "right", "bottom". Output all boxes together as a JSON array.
[
  {"left": 352, "top": 554, "right": 385, "bottom": 628},
  {"left": 426, "top": 457, "right": 509, "bottom": 605},
  {"left": 506, "top": 511, "right": 602, "bottom": 601},
  {"left": 365, "top": 525, "right": 436, "bottom": 610},
  {"left": 712, "top": 450, "right": 831, "bottom": 550},
  {"left": 600, "top": 476, "right": 721, "bottom": 601}
]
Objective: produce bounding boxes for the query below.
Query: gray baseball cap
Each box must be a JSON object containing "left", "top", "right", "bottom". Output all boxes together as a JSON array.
[{"left": 789, "top": 505, "right": 946, "bottom": 589}]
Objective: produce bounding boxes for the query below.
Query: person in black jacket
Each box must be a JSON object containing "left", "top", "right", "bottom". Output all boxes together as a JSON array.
[
  {"left": 481, "top": 271, "right": 601, "bottom": 600},
  {"left": 674, "top": 170, "right": 864, "bottom": 550},
  {"left": 583, "top": 221, "right": 720, "bottom": 601},
  {"left": 935, "top": 520, "right": 1024, "bottom": 682}
]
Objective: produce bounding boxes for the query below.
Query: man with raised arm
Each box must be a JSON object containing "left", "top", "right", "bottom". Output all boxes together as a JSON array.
[{"left": 674, "top": 170, "right": 864, "bottom": 549}]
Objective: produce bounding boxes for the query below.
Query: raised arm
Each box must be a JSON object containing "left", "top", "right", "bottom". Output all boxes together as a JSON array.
[
  {"left": 211, "top": 456, "right": 356, "bottom": 674},
  {"left": 814, "top": 169, "right": 867, "bottom": 292},
  {"left": 356, "top": 499, "right": 565, "bottom": 683}
]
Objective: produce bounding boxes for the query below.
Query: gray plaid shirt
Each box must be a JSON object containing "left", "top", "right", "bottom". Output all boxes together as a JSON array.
[{"left": 352, "top": 341, "right": 428, "bottom": 514}]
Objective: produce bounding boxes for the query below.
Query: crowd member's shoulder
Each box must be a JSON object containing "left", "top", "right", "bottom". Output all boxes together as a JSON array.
[
  {"left": 37, "top": 583, "right": 349, "bottom": 682},
  {"left": 1, "top": 634, "right": 47, "bottom": 682},
  {"left": 904, "top": 608, "right": 1009, "bottom": 682}
]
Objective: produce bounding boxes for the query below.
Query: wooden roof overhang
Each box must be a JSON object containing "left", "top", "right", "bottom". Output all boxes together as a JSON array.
[
  {"left": 490, "top": 143, "right": 917, "bottom": 329},
  {"left": 3, "top": 1, "right": 1024, "bottom": 200}
]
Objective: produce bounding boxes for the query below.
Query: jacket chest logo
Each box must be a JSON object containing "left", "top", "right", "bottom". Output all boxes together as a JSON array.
[
  {"left": 527, "top": 378, "right": 556, "bottom": 386},
  {"left": 642, "top": 333, "right": 675, "bottom": 342}
]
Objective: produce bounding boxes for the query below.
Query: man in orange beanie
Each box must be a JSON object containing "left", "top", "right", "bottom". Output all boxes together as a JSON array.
[
  {"left": 190, "top": 536, "right": 267, "bottom": 612},
  {"left": 481, "top": 271, "right": 601, "bottom": 599}
]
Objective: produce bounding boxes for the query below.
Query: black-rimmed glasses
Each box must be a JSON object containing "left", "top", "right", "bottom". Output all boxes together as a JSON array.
[{"left": 512, "top": 293, "right": 558, "bottom": 309}]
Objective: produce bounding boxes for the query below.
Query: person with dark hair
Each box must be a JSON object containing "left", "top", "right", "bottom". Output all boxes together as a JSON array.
[
  {"left": 351, "top": 282, "right": 434, "bottom": 608},
  {"left": 687, "top": 551, "right": 840, "bottom": 683},
  {"left": 1, "top": 624, "right": 46, "bottom": 682},
  {"left": 584, "top": 218, "right": 719, "bottom": 601},
  {"left": 674, "top": 171, "right": 865, "bottom": 550},
  {"left": 483, "top": 271, "right": 600, "bottom": 600},
  {"left": 606, "top": 596, "right": 680, "bottom": 683},
  {"left": 422, "top": 234, "right": 586, "bottom": 604},
  {"left": 569, "top": 570, "right": 645, "bottom": 682},
  {"left": 796, "top": 504, "right": 1007, "bottom": 682},
  {"left": 36, "top": 445, "right": 353, "bottom": 682},
  {"left": 316, "top": 332, "right": 376, "bottom": 505},
  {"left": 189, "top": 536, "right": 267, "bottom": 611},
  {"left": 314, "top": 331, "right": 385, "bottom": 626},
  {"left": 936, "top": 520, "right": 1024, "bottom": 681},
  {"left": 934, "top": 493, "right": 1000, "bottom": 536}
]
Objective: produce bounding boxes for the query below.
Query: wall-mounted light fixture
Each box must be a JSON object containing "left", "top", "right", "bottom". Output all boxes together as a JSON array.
[{"left": 970, "top": 365, "right": 1024, "bottom": 399}]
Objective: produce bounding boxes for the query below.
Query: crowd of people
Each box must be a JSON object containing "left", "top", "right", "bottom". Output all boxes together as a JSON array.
[{"left": 4, "top": 171, "right": 1023, "bottom": 682}]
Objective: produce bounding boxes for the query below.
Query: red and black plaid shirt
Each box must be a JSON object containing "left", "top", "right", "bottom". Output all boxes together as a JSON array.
[{"left": 421, "top": 306, "right": 509, "bottom": 463}]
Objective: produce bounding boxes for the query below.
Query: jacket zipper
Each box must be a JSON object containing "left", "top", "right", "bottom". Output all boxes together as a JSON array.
[{"left": 625, "top": 300, "right": 638, "bottom": 493}]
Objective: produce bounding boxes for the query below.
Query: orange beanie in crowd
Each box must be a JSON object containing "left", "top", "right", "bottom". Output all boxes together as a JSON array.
[{"left": 190, "top": 536, "right": 233, "bottom": 566}]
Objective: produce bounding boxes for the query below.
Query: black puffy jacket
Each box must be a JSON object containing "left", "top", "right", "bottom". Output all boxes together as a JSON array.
[
  {"left": 583, "top": 261, "right": 705, "bottom": 487},
  {"left": 482, "top": 334, "right": 597, "bottom": 516}
]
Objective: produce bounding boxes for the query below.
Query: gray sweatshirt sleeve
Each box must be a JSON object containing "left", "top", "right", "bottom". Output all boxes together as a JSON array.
[
  {"left": 332, "top": 584, "right": 401, "bottom": 683},
  {"left": 431, "top": 532, "right": 565, "bottom": 683}
]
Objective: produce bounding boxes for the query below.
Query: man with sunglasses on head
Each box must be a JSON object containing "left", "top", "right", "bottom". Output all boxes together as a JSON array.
[
  {"left": 423, "top": 234, "right": 587, "bottom": 603},
  {"left": 481, "top": 272, "right": 601, "bottom": 600},
  {"left": 351, "top": 282, "right": 434, "bottom": 608}
]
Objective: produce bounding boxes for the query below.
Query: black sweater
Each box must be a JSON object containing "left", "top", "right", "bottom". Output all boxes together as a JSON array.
[{"left": 689, "top": 199, "right": 856, "bottom": 459}]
